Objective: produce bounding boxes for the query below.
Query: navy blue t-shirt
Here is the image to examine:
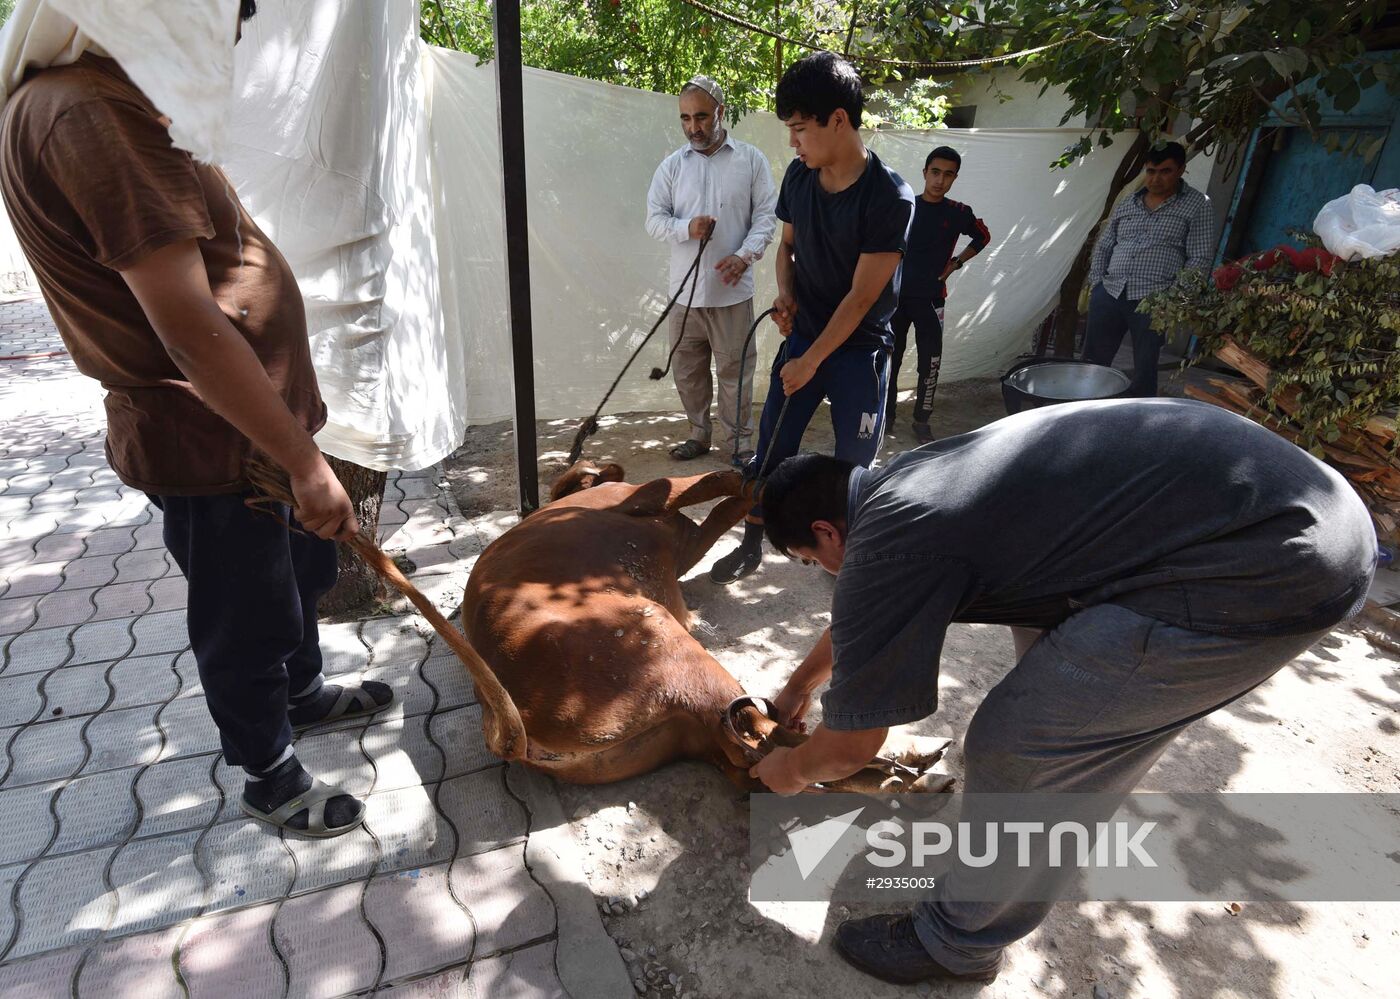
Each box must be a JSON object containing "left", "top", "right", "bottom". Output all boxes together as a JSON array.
[
  {"left": 901, "top": 197, "right": 990, "bottom": 302},
  {"left": 775, "top": 150, "right": 914, "bottom": 351}
]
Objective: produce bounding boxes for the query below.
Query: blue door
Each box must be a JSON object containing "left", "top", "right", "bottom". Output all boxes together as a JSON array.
[{"left": 1239, "top": 124, "right": 1389, "bottom": 253}]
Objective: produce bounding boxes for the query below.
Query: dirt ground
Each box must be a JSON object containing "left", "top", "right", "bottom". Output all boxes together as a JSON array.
[{"left": 443, "top": 373, "right": 1400, "bottom": 999}]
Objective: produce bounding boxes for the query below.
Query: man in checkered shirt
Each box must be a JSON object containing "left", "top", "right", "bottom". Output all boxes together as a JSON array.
[{"left": 1082, "top": 141, "right": 1215, "bottom": 396}]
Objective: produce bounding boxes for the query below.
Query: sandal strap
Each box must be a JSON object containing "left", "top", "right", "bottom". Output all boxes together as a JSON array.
[{"left": 256, "top": 777, "right": 346, "bottom": 830}]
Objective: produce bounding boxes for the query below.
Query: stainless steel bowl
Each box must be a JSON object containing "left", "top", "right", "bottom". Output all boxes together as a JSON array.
[{"left": 1003, "top": 361, "right": 1131, "bottom": 401}]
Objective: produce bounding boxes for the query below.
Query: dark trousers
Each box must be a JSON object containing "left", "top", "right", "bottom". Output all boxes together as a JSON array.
[
  {"left": 1081, "top": 282, "right": 1160, "bottom": 397},
  {"left": 748, "top": 337, "right": 889, "bottom": 518},
  {"left": 150, "top": 492, "right": 338, "bottom": 767},
  {"left": 888, "top": 296, "right": 944, "bottom": 423}
]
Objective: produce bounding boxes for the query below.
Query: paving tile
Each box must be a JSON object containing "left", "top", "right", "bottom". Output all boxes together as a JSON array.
[
  {"left": 284, "top": 824, "right": 378, "bottom": 896},
  {"left": 0, "top": 862, "right": 21, "bottom": 955},
  {"left": 27, "top": 489, "right": 77, "bottom": 515},
  {"left": 131, "top": 521, "right": 164, "bottom": 551},
  {"left": 363, "top": 862, "right": 473, "bottom": 984},
  {"left": 74, "top": 527, "right": 136, "bottom": 559},
  {"left": 197, "top": 819, "right": 294, "bottom": 914},
  {"left": 107, "top": 830, "right": 203, "bottom": 937},
  {"left": 463, "top": 941, "right": 560, "bottom": 999},
  {"left": 40, "top": 661, "right": 114, "bottom": 718},
  {"left": 275, "top": 881, "right": 381, "bottom": 998},
  {"left": 29, "top": 587, "right": 96, "bottom": 631},
  {"left": 82, "top": 704, "right": 163, "bottom": 773},
  {"left": 106, "top": 653, "right": 181, "bottom": 710},
  {"left": 0, "top": 673, "right": 43, "bottom": 727},
  {"left": 364, "top": 713, "right": 446, "bottom": 792},
  {"left": 130, "top": 610, "right": 189, "bottom": 658},
  {"left": 111, "top": 547, "right": 170, "bottom": 585},
  {"left": 422, "top": 652, "right": 476, "bottom": 711},
  {"left": 0, "top": 595, "right": 39, "bottom": 635},
  {"left": 179, "top": 902, "right": 286, "bottom": 999},
  {"left": 437, "top": 769, "right": 528, "bottom": 858},
  {"left": 0, "top": 493, "right": 33, "bottom": 522},
  {"left": 3, "top": 717, "right": 87, "bottom": 786},
  {"left": 68, "top": 617, "right": 135, "bottom": 665},
  {"left": 0, "top": 624, "right": 72, "bottom": 677},
  {"left": 77, "top": 924, "right": 185, "bottom": 999},
  {"left": 8, "top": 846, "right": 116, "bottom": 958},
  {"left": 50, "top": 767, "right": 140, "bottom": 855},
  {"left": 1, "top": 560, "right": 66, "bottom": 599},
  {"left": 451, "top": 844, "right": 554, "bottom": 956},
  {"left": 292, "top": 728, "right": 375, "bottom": 797},
  {"left": 155, "top": 696, "right": 222, "bottom": 761},
  {"left": 134, "top": 755, "right": 221, "bottom": 838},
  {"left": 366, "top": 784, "right": 455, "bottom": 874},
  {"left": 429, "top": 706, "right": 496, "bottom": 780},
  {"left": 145, "top": 576, "right": 186, "bottom": 614},
  {"left": 1, "top": 472, "right": 55, "bottom": 496},
  {"left": 362, "top": 617, "right": 430, "bottom": 672},
  {"left": 0, "top": 782, "right": 57, "bottom": 866},
  {"left": 0, "top": 949, "right": 83, "bottom": 999},
  {"left": 53, "top": 553, "right": 118, "bottom": 592},
  {"left": 88, "top": 580, "right": 153, "bottom": 622},
  {"left": 172, "top": 649, "right": 202, "bottom": 699},
  {"left": 380, "top": 964, "right": 470, "bottom": 997},
  {"left": 317, "top": 620, "right": 366, "bottom": 677}
]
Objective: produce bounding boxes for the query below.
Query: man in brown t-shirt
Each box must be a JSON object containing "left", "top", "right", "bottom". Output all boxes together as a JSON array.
[{"left": 0, "top": 1, "right": 391, "bottom": 837}]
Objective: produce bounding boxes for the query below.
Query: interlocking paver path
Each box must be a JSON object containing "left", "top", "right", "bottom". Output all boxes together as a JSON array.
[{"left": 0, "top": 293, "right": 626, "bottom": 998}]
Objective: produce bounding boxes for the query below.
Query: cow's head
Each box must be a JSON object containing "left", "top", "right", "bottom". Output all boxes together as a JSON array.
[{"left": 549, "top": 460, "right": 626, "bottom": 501}]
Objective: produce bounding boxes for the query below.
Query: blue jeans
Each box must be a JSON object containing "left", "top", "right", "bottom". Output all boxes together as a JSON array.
[
  {"left": 1082, "top": 283, "right": 1160, "bottom": 397},
  {"left": 911, "top": 603, "right": 1335, "bottom": 975},
  {"left": 150, "top": 492, "right": 338, "bottom": 767}
]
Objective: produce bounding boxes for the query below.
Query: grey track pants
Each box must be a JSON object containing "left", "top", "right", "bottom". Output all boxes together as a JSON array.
[{"left": 912, "top": 602, "right": 1333, "bottom": 975}]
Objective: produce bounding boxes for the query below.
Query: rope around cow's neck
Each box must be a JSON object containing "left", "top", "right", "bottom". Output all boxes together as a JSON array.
[{"left": 566, "top": 232, "right": 712, "bottom": 466}]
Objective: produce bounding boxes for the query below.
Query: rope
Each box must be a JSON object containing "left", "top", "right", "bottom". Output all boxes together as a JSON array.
[
  {"left": 677, "top": 0, "right": 1102, "bottom": 73},
  {"left": 566, "top": 231, "right": 711, "bottom": 465},
  {"left": 730, "top": 308, "right": 794, "bottom": 489}
]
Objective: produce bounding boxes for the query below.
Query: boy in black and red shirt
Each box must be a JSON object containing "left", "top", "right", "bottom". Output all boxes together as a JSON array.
[{"left": 888, "top": 146, "right": 990, "bottom": 443}]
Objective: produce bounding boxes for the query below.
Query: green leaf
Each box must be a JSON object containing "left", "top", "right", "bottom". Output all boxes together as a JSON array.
[
  {"left": 1263, "top": 50, "right": 1293, "bottom": 81},
  {"left": 1293, "top": 18, "right": 1312, "bottom": 45}
]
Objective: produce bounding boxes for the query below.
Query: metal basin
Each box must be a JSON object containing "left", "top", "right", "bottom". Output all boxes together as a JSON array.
[{"left": 1001, "top": 359, "right": 1132, "bottom": 415}]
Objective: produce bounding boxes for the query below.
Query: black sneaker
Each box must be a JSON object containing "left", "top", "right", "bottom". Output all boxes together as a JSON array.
[
  {"left": 833, "top": 914, "right": 1000, "bottom": 985},
  {"left": 710, "top": 545, "right": 761, "bottom": 584},
  {"left": 912, "top": 422, "right": 935, "bottom": 445}
]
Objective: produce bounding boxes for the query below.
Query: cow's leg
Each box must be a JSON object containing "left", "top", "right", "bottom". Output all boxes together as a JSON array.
[
  {"left": 617, "top": 470, "right": 751, "bottom": 517},
  {"left": 677, "top": 495, "right": 753, "bottom": 576}
]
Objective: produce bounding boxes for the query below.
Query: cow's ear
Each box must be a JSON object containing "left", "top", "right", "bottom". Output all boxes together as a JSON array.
[{"left": 595, "top": 463, "right": 625, "bottom": 484}]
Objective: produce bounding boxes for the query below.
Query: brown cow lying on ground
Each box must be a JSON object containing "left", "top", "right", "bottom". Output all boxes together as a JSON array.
[{"left": 459, "top": 461, "right": 951, "bottom": 792}]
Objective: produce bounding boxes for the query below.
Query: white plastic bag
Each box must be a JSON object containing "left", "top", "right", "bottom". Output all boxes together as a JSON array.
[{"left": 1313, "top": 184, "right": 1400, "bottom": 261}]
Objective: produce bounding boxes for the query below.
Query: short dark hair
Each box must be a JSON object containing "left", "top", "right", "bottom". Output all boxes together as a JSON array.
[
  {"left": 760, "top": 453, "right": 855, "bottom": 556},
  {"left": 239, "top": 0, "right": 257, "bottom": 21},
  {"left": 1145, "top": 141, "right": 1186, "bottom": 167},
  {"left": 775, "top": 51, "right": 864, "bottom": 128},
  {"left": 925, "top": 145, "right": 961, "bottom": 171}
]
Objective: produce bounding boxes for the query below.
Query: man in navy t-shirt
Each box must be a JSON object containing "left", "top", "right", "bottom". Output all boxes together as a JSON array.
[
  {"left": 888, "top": 146, "right": 990, "bottom": 443},
  {"left": 710, "top": 51, "right": 914, "bottom": 584}
]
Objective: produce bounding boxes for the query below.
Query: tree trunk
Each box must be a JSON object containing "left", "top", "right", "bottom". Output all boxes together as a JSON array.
[
  {"left": 1050, "top": 130, "right": 1153, "bottom": 355},
  {"left": 318, "top": 455, "right": 388, "bottom": 617}
]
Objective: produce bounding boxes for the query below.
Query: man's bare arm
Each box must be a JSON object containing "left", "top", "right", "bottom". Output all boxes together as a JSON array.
[{"left": 120, "top": 239, "right": 357, "bottom": 540}]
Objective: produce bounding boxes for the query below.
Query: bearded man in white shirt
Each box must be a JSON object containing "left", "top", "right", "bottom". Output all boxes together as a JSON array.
[{"left": 646, "top": 75, "right": 778, "bottom": 465}]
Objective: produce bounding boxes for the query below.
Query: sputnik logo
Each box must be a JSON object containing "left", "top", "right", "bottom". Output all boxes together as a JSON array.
[{"left": 788, "top": 807, "right": 865, "bottom": 879}]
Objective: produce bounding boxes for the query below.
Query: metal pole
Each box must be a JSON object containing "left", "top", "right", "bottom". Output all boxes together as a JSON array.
[{"left": 493, "top": 0, "right": 540, "bottom": 513}]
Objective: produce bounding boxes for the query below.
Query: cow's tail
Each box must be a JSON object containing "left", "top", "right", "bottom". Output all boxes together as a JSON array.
[{"left": 347, "top": 535, "right": 528, "bottom": 760}]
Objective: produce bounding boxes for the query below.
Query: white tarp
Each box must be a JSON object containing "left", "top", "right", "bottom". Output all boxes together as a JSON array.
[{"left": 426, "top": 46, "right": 1122, "bottom": 431}]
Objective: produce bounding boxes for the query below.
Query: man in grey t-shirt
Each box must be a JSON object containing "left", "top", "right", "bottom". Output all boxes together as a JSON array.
[{"left": 748, "top": 399, "right": 1375, "bottom": 985}]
